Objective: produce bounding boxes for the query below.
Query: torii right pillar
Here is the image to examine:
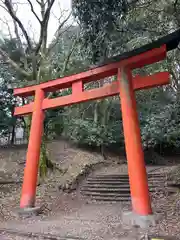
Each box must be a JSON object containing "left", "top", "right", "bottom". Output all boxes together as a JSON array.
[{"left": 119, "top": 67, "right": 154, "bottom": 227}]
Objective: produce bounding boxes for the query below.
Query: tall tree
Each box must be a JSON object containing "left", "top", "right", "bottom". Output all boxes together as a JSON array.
[
  {"left": 0, "top": 59, "right": 16, "bottom": 144},
  {"left": 0, "top": 0, "right": 77, "bottom": 176},
  {"left": 70, "top": 0, "right": 180, "bottom": 155}
]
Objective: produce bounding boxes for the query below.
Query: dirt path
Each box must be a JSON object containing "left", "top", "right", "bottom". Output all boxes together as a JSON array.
[
  {"left": 0, "top": 202, "right": 147, "bottom": 240},
  {"left": 1, "top": 142, "right": 180, "bottom": 239},
  {"left": 1, "top": 192, "right": 180, "bottom": 240}
]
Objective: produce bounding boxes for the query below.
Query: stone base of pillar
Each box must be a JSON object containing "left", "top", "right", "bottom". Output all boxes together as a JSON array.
[
  {"left": 17, "top": 206, "right": 42, "bottom": 218},
  {"left": 122, "top": 211, "right": 157, "bottom": 228}
]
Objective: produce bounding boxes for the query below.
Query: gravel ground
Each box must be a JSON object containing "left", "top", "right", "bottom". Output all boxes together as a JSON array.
[
  {"left": 1, "top": 143, "right": 180, "bottom": 239},
  {"left": 0, "top": 203, "right": 140, "bottom": 240},
  {"left": 1, "top": 194, "right": 180, "bottom": 240},
  {"left": 1, "top": 168, "right": 180, "bottom": 239}
]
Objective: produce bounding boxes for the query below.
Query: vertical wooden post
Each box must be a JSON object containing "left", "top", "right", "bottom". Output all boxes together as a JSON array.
[
  {"left": 72, "top": 80, "right": 83, "bottom": 96},
  {"left": 118, "top": 67, "right": 152, "bottom": 215},
  {"left": 20, "top": 88, "right": 44, "bottom": 208}
]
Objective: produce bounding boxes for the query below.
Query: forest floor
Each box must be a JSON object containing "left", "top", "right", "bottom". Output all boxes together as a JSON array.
[{"left": 0, "top": 140, "right": 180, "bottom": 239}]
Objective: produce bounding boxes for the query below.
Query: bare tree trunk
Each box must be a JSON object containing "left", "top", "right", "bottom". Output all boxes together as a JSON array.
[
  {"left": 0, "top": 0, "right": 72, "bottom": 179},
  {"left": 10, "top": 105, "right": 16, "bottom": 145},
  {"left": 11, "top": 125, "right": 15, "bottom": 145},
  {"left": 93, "top": 101, "right": 99, "bottom": 124}
]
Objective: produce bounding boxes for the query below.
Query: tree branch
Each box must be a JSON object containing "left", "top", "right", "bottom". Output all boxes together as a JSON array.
[
  {"left": 174, "top": 0, "right": 179, "bottom": 9},
  {"left": 0, "top": 18, "right": 13, "bottom": 39},
  {"left": 35, "top": 0, "right": 55, "bottom": 54},
  {"left": 0, "top": 1, "right": 24, "bottom": 52},
  {"left": 48, "top": 18, "right": 72, "bottom": 54},
  {"left": 27, "top": 0, "right": 41, "bottom": 24},
  {"left": 36, "top": 0, "right": 42, "bottom": 5},
  {"left": 46, "top": 36, "right": 78, "bottom": 99},
  {"left": 13, "top": 18, "right": 24, "bottom": 53},
  {"left": 61, "top": 37, "right": 78, "bottom": 75},
  {"left": 0, "top": 2, "right": 9, "bottom": 13},
  {"left": 0, "top": 47, "right": 31, "bottom": 78},
  {"left": 4, "top": 0, "right": 32, "bottom": 49}
]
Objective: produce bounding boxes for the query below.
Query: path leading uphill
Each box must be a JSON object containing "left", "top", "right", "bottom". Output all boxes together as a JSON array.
[{"left": 1, "top": 165, "right": 180, "bottom": 240}]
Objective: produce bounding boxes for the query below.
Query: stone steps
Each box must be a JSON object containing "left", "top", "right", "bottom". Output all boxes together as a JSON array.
[
  {"left": 81, "top": 187, "right": 159, "bottom": 194},
  {"left": 83, "top": 183, "right": 163, "bottom": 188},
  {"left": 81, "top": 173, "right": 175, "bottom": 202},
  {"left": 83, "top": 191, "right": 130, "bottom": 197},
  {"left": 82, "top": 188, "right": 131, "bottom": 193},
  {"left": 82, "top": 186, "right": 177, "bottom": 194},
  {"left": 83, "top": 184, "right": 131, "bottom": 188},
  {"left": 90, "top": 196, "right": 131, "bottom": 202},
  {"left": 92, "top": 174, "right": 164, "bottom": 179},
  {"left": 86, "top": 179, "right": 165, "bottom": 185}
]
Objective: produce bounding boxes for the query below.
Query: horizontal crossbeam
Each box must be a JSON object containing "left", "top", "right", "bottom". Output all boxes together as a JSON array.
[
  {"left": 14, "top": 72, "right": 169, "bottom": 116},
  {"left": 14, "top": 45, "right": 166, "bottom": 97}
]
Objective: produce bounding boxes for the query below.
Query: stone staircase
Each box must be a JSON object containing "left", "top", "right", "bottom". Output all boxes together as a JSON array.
[{"left": 81, "top": 173, "right": 176, "bottom": 202}]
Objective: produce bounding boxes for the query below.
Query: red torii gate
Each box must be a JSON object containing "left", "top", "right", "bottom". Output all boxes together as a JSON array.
[{"left": 13, "top": 29, "right": 180, "bottom": 218}]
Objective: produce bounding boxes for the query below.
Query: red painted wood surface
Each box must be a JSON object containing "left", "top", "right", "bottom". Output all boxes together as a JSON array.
[
  {"left": 20, "top": 89, "right": 44, "bottom": 208},
  {"left": 119, "top": 68, "right": 152, "bottom": 215},
  {"left": 14, "top": 45, "right": 166, "bottom": 97},
  {"left": 14, "top": 72, "right": 169, "bottom": 116}
]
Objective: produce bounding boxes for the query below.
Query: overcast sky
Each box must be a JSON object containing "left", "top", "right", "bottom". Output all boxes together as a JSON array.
[{"left": 0, "top": 0, "right": 73, "bottom": 44}]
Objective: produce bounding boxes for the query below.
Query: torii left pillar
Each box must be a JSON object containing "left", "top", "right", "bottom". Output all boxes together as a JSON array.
[{"left": 20, "top": 88, "right": 44, "bottom": 209}]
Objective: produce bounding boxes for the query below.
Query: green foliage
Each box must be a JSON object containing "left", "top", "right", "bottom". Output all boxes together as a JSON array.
[
  {"left": 141, "top": 99, "right": 180, "bottom": 149},
  {"left": 1, "top": 0, "right": 180, "bottom": 161},
  {"left": 72, "top": 0, "right": 138, "bottom": 62},
  {"left": 64, "top": 118, "right": 115, "bottom": 146},
  {"left": 44, "top": 108, "right": 64, "bottom": 139},
  {"left": 61, "top": 97, "right": 124, "bottom": 153},
  {"left": 0, "top": 63, "right": 16, "bottom": 138}
]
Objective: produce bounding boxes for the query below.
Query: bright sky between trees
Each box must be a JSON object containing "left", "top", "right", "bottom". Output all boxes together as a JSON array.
[{"left": 0, "top": 0, "right": 73, "bottom": 44}]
